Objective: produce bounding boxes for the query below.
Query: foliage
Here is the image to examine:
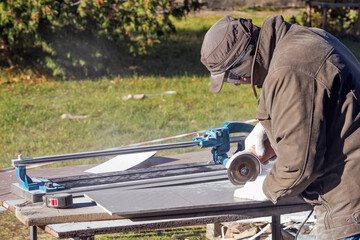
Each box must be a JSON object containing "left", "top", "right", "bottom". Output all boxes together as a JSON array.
[
  {"left": 294, "top": 0, "right": 359, "bottom": 37},
  {"left": 0, "top": 0, "right": 200, "bottom": 78},
  {"left": 237, "top": 6, "right": 280, "bottom": 13}
]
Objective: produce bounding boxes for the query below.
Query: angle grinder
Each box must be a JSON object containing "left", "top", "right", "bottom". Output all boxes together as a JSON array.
[{"left": 226, "top": 139, "right": 276, "bottom": 185}]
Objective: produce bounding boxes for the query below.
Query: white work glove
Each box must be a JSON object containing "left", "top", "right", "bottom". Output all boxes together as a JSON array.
[
  {"left": 245, "top": 122, "right": 267, "bottom": 157},
  {"left": 233, "top": 175, "right": 268, "bottom": 201},
  {"left": 233, "top": 160, "right": 276, "bottom": 201}
]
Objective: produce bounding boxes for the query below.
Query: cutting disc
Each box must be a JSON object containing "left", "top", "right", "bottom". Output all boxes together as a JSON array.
[{"left": 226, "top": 151, "right": 261, "bottom": 185}]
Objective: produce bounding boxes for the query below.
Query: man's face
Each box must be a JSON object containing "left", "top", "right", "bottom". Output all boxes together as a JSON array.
[{"left": 224, "top": 44, "right": 255, "bottom": 86}]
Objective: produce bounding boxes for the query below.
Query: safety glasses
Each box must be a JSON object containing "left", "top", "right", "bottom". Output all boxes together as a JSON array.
[
  {"left": 224, "top": 77, "right": 243, "bottom": 85},
  {"left": 225, "top": 44, "right": 255, "bottom": 82}
]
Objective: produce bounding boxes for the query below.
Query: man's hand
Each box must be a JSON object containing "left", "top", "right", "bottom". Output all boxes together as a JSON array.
[
  {"left": 233, "top": 159, "right": 276, "bottom": 201},
  {"left": 233, "top": 175, "right": 268, "bottom": 201},
  {"left": 245, "top": 122, "right": 267, "bottom": 156}
]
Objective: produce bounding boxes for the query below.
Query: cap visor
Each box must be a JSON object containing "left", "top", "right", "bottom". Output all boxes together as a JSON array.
[{"left": 210, "top": 72, "right": 226, "bottom": 93}]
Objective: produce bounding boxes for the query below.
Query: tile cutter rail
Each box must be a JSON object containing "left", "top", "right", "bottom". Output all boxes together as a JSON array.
[{"left": 11, "top": 122, "right": 256, "bottom": 194}]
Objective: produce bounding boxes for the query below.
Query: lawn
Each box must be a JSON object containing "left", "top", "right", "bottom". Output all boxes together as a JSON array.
[
  {"left": 0, "top": 15, "right": 267, "bottom": 169},
  {"left": 1, "top": 8, "right": 360, "bottom": 240}
]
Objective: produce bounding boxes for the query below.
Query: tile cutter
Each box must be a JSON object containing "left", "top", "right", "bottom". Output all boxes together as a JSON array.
[{"left": 11, "top": 122, "right": 272, "bottom": 193}]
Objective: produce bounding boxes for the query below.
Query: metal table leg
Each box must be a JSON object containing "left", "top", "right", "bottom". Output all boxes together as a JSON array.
[
  {"left": 272, "top": 215, "right": 281, "bottom": 240},
  {"left": 30, "top": 226, "right": 37, "bottom": 240}
]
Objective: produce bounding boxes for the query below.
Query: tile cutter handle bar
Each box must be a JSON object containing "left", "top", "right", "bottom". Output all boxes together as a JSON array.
[
  {"left": 12, "top": 141, "right": 198, "bottom": 166},
  {"left": 12, "top": 136, "right": 246, "bottom": 165}
]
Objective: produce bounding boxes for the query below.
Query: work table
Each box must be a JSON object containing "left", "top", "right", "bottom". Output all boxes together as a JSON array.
[{"left": 0, "top": 150, "right": 312, "bottom": 239}]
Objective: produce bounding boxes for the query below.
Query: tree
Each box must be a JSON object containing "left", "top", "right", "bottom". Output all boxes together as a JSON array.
[
  {"left": 296, "top": 0, "right": 360, "bottom": 38},
  {"left": 0, "top": 0, "right": 200, "bottom": 78}
]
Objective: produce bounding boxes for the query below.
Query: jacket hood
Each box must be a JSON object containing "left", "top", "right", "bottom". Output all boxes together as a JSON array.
[{"left": 251, "top": 16, "right": 291, "bottom": 90}]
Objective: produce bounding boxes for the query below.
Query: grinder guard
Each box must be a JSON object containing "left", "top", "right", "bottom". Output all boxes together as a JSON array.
[{"left": 226, "top": 151, "right": 262, "bottom": 185}]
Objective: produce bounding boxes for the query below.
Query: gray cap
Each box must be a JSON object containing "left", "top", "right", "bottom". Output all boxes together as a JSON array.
[{"left": 200, "top": 16, "right": 259, "bottom": 93}]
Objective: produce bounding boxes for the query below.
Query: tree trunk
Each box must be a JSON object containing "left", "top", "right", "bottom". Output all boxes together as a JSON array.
[
  {"left": 0, "top": 36, "right": 14, "bottom": 67},
  {"left": 306, "top": 0, "right": 312, "bottom": 27}
]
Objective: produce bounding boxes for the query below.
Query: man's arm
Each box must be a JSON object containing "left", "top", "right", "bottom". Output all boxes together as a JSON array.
[{"left": 260, "top": 69, "right": 328, "bottom": 204}]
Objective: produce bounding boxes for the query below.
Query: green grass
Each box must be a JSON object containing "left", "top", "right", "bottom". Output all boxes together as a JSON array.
[
  {"left": 0, "top": 15, "right": 265, "bottom": 169},
  {"left": 0, "top": 210, "right": 205, "bottom": 240},
  {"left": 0, "top": 14, "right": 295, "bottom": 169},
  {"left": 0, "top": 74, "right": 258, "bottom": 169},
  {"left": 96, "top": 226, "right": 206, "bottom": 240},
  {"left": 0, "top": 210, "right": 56, "bottom": 240}
]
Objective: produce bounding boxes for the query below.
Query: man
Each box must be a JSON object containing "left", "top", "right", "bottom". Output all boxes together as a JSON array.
[{"left": 200, "top": 15, "right": 360, "bottom": 240}]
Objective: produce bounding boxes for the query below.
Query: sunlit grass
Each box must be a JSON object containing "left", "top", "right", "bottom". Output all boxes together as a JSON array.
[
  {"left": 0, "top": 15, "right": 267, "bottom": 169},
  {"left": 0, "top": 74, "right": 258, "bottom": 168}
]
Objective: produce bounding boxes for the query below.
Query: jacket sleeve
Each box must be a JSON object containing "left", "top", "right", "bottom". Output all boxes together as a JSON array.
[{"left": 260, "top": 69, "right": 328, "bottom": 204}]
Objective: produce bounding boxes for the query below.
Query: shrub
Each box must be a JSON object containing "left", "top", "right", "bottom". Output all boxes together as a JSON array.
[
  {"left": 0, "top": 0, "right": 200, "bottom": 78},
  {"left": 294, "top": 0, "right": 359, "bottom": 38}
]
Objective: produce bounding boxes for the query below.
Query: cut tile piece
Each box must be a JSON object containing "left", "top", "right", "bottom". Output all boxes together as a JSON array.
[{"left": 85, "top": 151, "right": 157, "bottom": 173}]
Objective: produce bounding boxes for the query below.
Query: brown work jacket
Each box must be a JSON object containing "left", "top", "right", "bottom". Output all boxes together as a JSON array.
[{"left": 252, "top": 16, "right": 360, "bottom": 239}]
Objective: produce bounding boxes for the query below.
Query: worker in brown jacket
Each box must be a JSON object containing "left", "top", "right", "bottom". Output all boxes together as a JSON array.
[{"left": 200, "top": 15, "right": 360, "bottom": 240}]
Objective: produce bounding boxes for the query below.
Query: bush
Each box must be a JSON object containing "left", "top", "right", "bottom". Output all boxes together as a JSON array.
[
  {"left": 0, "top": 0, "right": 200, "bottom": 78},
  {"left": 294, "top": 0, "right": 359, "bottom": 38}
]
